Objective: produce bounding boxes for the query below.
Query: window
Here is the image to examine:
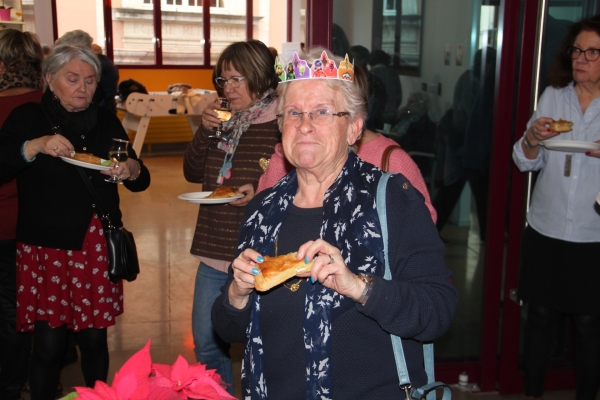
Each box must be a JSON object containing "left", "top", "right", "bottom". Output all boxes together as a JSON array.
[
  {"left": 372, "top": 0, "right": 424, "bottom": 76},
  {"left": 54, "top": 0, "right": 284, "bottom": 68}
]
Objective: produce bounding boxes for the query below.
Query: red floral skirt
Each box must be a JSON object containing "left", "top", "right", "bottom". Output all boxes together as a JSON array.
[{"left": 16, "top": 214, "right": 124, "bottom": 332}]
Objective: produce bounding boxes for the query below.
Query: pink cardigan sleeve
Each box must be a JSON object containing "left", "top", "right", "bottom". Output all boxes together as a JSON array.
[{"left": 257, "top": 143, "right": 293, "bottom": 193}]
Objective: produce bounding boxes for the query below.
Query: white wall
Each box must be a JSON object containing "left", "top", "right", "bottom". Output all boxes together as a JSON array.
[
  {"left": 417, "top": 0, "right": 475, "bottom": 117},
  {"left": 333, "top": 0, "right": 477, "bottom": 120}
]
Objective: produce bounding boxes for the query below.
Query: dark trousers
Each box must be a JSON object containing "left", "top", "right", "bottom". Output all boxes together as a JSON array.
[
  {"left": 0, "top": 239, "right": 32, "bottom": 400},
  {"left": 523, "top": 304, "right": 600, "bottom": 400}
]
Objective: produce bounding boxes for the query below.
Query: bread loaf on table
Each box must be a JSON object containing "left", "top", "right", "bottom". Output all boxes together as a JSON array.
[{"left": 254, "top": 252, "right": 315, "bottom": 292}]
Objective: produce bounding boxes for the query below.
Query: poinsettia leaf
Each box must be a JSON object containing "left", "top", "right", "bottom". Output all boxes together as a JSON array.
[
  {"left": 185, "top": 379, "right": 237, "bottom": 400},
  {"left": 58, "top": 392, "right": 80, "bottom": 400},
  {"left": 152, "top": 363, "right": 172, "bottom": 379},
  {"left": 169, "top": 355, "right": 190, "bottom": 381},
  {"left": 186, "top": 362, "right": 228, "bottom": 388},
  {"left": 147, "top": 385, "right": 183, "bottom": 400},
  {"left": 112, "top": 339, "right": 152, "bottom": 400},
  {"left": 74, "top": 381, "right": 117, "bottom": 400}
]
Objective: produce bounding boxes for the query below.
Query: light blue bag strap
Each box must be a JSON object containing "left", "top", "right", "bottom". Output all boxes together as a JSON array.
[{"left": 376, "top": 173, "right": 452, "bottom": 400}]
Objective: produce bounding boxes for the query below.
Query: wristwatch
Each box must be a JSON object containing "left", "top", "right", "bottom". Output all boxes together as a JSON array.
[
  {"left": 355, "top": 273, "right": 373, "bottom": 306},
  {"left": 523, "top": 134, "right": 540, "bottom": 149}
]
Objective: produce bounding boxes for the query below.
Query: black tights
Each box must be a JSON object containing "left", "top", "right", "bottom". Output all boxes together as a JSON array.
[
  {"left": 523, "top": 303, "right": 600, "bottom": 400},
  {"left": 29, "top": 321, "right": 109, "bottom": 400}
]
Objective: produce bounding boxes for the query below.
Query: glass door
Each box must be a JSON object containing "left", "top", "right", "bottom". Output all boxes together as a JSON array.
[{"left": 329, "top": 0, "right": 518, "bottom": 387}]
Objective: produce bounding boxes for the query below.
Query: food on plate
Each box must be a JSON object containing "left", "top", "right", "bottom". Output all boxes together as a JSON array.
[
  {"left": 72, "top": 152, "right": 102, "bottom": 165},
  {"left": 549, "top": 119, "right": 573, "bottom": 132},
  {"left": 254, "top": 252, "right": 315, "bottom": 292},
  {"left": 205, "top": 186, "right": 238, "bottom": 198}
]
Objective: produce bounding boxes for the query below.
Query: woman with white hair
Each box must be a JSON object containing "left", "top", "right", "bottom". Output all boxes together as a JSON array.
[
  {"left": 0, "top": 45, "right": 150, "bottom": 399},
  {"left": 212, "top": 49, "right": 456, "bottom": 399}
]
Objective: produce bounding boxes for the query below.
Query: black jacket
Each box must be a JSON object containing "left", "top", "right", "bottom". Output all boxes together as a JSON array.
[{"left": 0, "top": 102, "right": 150, "bottom": 250}]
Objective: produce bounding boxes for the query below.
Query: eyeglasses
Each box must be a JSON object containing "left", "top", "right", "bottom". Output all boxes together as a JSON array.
[
  {"left": 214, "top": 76, "right": 246, "bottom": 89},
  {"left": 567, "top": 46, "right": 600, "bottom": 61},
  {"left": 276, "top": 109, "right": 350, "bottom": 126}
]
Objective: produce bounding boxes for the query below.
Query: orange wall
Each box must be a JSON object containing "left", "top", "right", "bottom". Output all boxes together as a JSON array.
[{"left": 118, "top": 68, "right": 215, "bottom": 92}]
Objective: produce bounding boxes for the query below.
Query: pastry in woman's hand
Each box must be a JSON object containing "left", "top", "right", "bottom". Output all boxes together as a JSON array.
[
  {"left": 549, "top": 119, "right": 573, "bottom": 132},
  {"left": 254, "top": 252, "right": 315, "bottom": 292}
]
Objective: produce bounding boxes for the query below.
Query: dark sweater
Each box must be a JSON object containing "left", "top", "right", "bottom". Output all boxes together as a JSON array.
[
  {"left": 0, "top": 102, "right": 150, "bottom": 250},
  {"left": 183, "top": 121, "right": 279, "bottom": 262},
  {"left": 212, "top": 174, "right": 458, "bottom": 399}
]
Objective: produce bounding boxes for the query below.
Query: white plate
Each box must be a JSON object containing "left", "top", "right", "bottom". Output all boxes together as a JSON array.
[
  {"left": 60, "top": 156, "right": 112, "bottom": 170},
  {"left": 540, "top": 140, "right": 600, "bottom": 153},
  {"left": 178, "top": 191, "right": 243, "bottom": 204}
]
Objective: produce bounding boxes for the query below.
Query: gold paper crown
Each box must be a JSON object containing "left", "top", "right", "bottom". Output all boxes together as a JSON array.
[{"left": 274, "top": 51, "right": 354, "bottom": 83}]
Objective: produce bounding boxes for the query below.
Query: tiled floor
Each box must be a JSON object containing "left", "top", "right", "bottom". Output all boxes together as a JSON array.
[{"left": 29, "top": 151, "right": 584, "bottom": 400}]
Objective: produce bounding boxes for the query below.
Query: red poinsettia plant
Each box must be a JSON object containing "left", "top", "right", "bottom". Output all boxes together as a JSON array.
[{"left": 60, "top": 339, "right": 236, "bottom": 400}]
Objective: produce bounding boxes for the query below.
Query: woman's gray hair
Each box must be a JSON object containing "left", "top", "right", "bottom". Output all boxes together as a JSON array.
[
  {"left": 42, "top": 45, "right": 101, "bottom": 87},
  {"left": 54, "top": 30, "right": 93, "bottom": 49},
  {"left": 276, "top": 47, "right": 367, "bottom": 133}
]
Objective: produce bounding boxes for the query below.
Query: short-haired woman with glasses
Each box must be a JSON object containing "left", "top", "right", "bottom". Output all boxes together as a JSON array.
[
  {"left": 211, "top": 49, "right": 457, "bottom": 398},
  {"left": 513, "top": 15, "right": 600, "bottom": 400},
  {"left": 183, "top": 39, "right": 279, "bottom": 395}
]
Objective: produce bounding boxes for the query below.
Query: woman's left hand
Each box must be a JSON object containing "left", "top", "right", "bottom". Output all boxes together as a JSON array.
[
  {"left": 297, "top": 239, "right": 365, "bottom": 301},
  {"left": 100, "top": 158, "right": 140, "bottom": 181},
  {"left": 586, "top": 141, "right": 600, "bottom": 158},
  {"left": 229, "top": 183, "right": 255, "bottom": 207}
]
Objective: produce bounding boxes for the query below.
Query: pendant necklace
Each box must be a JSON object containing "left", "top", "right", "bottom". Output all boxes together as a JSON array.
[{"left": 274, "top": 235, "right": 302, "bottom": 292}]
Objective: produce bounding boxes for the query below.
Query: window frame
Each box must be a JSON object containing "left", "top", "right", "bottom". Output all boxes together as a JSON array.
[{"left": 95, "top": 0, "right": 251, "bottom": 69}]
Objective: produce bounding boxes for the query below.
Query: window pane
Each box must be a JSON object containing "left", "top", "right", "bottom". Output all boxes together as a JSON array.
[
  {"left": 209, "top": 1, "right": 249, "bottom": 65},
  {"left": 22, "top": 1, "right": 36, "bottom": 35},
  {"left": 112, "top": 0, "right": 157, "bottom": 65},
  {"left": 160, "top": 0, "right": 203, "bottom": 65}
]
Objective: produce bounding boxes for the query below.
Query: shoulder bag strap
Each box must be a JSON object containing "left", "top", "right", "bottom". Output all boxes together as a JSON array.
[
  {"left": 377, "top": 173, "right": 411, "bottom": 388},
  {"left": 381, "top": 145, "right": 401, "bottom": 172},
  {"left": 376, "top": 173, "right": 452, "bottom": 400}
]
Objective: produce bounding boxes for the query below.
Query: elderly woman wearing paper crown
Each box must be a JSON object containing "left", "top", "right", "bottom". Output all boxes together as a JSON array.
[{"left": 212, "top": 49, "right": 457, "bottom": 399}]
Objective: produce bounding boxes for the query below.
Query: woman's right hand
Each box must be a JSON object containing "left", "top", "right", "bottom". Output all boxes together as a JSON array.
[
  {"left": 201, "top": 100, "right": 222, "bottom": 130},
  {"left": 525, "top": 117, "right": 561, "bottom": 146},
  {"left": 25, "top": 135, "right": 74, "bottom": 159},
  {"left": 521, "top": 117, "right": 562, "bottom": 159},
  {"left": 228, "top": 248, "right": 263, "bottom": 309}
]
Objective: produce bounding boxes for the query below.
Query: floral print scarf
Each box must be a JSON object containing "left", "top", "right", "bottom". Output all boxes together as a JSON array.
[
  {"left": 237, "top": 152, "right": 387, "bottom": 399},
  {"left": 216, "top": 89, "right": 277, "bottom": 184}
]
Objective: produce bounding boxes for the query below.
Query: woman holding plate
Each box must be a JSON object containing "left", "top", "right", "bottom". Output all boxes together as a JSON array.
[
  {"left": 513, "top": 15, "right": 600, "bottom": 400},
  {"left": 183, "top": 39, "right": 279, "bottom": 394},
  {"left": 0, "top": 44, "right": 150, "bottom": 400}
]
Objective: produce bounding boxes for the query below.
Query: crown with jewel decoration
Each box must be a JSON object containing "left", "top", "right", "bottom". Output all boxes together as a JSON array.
[{"left": 274, "top": 50, "right": 354, "bottom": 83}]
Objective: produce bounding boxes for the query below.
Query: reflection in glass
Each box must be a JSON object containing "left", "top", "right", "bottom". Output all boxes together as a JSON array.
[
  {"left": 372, "top": 0, "right": 424, "bottom": 76},
  {"left": 334, "top": 0, "right": 500, "bottom": 363}
]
